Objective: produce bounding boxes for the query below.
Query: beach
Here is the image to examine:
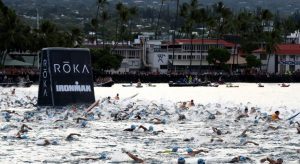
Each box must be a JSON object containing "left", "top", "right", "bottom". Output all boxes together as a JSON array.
[{"left": 0, "top": 83, "right": 299, "bottom": 163}]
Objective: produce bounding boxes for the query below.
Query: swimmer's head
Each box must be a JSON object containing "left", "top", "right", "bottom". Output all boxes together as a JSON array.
[
  {"left": 161, "top": 119, "right": 166, "bottom": 124},
  {"left": 81, "top": 121, "right": 87, "bottom": 128},
  {"left": 197, "top": 158, "right": 205, "bottom": 164},
  {"left": 172, "top": 146, "right": 179, "bottom": 152},
  {"left": 277, "top": 158, "right": 283, "bottom": 164},
  {"left": 275, "top": 111, "right": 280, "bottom": 115},
  {"left": 131, "top": 125, "right": 136, "bottom": 130},
  {"left": 239, "top": 156, "right": 246, "bottom": 161},
  {"left": 99, "top": 152, "right": 107, "bottom": 159},
  {"left": 148, "top": 125, "right": 154, "bottom": 131},
  {"left": 240, "top": 138, "right": 246, "bottom": 144},
  {"left": 186, "top": 148, "right": 193, "bottom": 153},
  {"left": 178, "top": 157, "right": 185, "bottom": 164}
]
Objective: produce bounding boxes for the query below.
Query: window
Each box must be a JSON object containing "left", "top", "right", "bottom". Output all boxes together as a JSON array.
[
  {"left": 289, "top": 65, "right": 295, "bottom": 72},
  {"left": 160, "top": 65, "right": 168, "bottom": 69},
  {"left": 168, "top": 55, "right": 172, "bottom": 59},
  {"left": 178, "top": 55, "right": 182, "bottom": 60},
  {"left": 290, "top": 55, "right": 295, "bottom": 61}
]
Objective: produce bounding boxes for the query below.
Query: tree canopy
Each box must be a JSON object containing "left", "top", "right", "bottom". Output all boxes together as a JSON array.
[{"left": 90, "top": 47, "right": 123, "bottom": 72}]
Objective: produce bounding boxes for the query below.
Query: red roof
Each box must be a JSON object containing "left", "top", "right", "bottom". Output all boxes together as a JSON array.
[
  {"left": 276, "top": 44, "right": 300, "bottom": 55},
  {"left": 253, "top": 44, "right": 300, "bottom": 55},
  {"left": 175, "top": 39, "right": 235, "bottom": 47}
]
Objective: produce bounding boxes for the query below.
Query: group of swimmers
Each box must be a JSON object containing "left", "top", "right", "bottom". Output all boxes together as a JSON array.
[{"left": 1, "top": 90, "right": 299, "bottom": 163}]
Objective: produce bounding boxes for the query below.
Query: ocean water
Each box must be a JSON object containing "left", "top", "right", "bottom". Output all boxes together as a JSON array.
[{"left": 0, "top": 83, "right": 299, "bottom": 163}]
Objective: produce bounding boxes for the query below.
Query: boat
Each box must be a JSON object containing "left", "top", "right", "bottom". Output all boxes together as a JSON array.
[
  {"left": 209, "top": 83, "right": 219, "bottom": 87},
  {"left": 122, "top": 84, "right": 133, "bottom": 87},
  {"left": 168, "top": 81, "right": 211, "bottom": 87},
  {"left": 0, "top": 81, "right": 33, "bottom": 87},
  {"left": 226, "top": 83, "right": 239, "bottom": 88},
  {"left": 136, "top": 85, "right": 143, "bottom": 88},
  {"left": 95, "top": 80, "right": 114, "bottom": 87},
  {"left": 258, "top": 83, "right": 264, "bottom": 87},
  {"left": 280, "top": 83, "right": 290, "bottom": 87},
  {"left": 147, "top": 83, "right": 156, "bottom": 87}
]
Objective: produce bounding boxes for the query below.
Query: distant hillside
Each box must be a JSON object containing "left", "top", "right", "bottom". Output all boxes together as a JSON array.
[{"left": 3, "top": 0, "right": 299, "bottom": 30}]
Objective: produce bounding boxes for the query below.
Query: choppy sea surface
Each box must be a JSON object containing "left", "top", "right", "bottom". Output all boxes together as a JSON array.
[{"left": 0, "top": 83, "right": 299, "bottom": 163}]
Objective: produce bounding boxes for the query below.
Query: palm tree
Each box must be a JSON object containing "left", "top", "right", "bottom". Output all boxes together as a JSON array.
[
  {"left": 265, "top": 29, "right": 281, "bottom": 72},
  {"left": 155, "top": 0, "right": 166, "bottom": 40},
  {"left": 115, "top": 2, "right": 138, "bottom": 45},
  {"left": 180, "top": 0, "right": 199, "bottom": 73},
  {"left": 171, "top": 0, "right": 180, "bottom": 73},
  {"left": 212, "top": 2, "right": 232, "bottom": 44},
  {"left": 94, "top": 0, "right": 108, "bottom": 45}
]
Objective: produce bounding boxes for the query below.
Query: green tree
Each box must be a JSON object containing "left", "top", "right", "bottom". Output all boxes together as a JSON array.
[
  {"left": 245, "top": 54, "right": 261, "bottom": 68},
  {"left": 90, "top": 47, "right": 123, "bottom": 72},
  {"left": 207, "top": 48, "right": 231, "bottom": 69}
]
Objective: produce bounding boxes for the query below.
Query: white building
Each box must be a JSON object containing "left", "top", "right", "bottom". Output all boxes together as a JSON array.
[
  {"left": 253, "top": 44, "right": 300, "bottom": 74},
  {"left": 147, "top": 39, "right": 245, "bottom": 73}
]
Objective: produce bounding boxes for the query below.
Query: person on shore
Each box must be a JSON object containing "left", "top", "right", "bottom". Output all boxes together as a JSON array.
[
  {"left": 271, "top": 111, "right": 281, "bottom": 121},
  {"left": 229, "top": 156, "right": 251, "bottom": 163},
  {"left": 114, "top": 94, "right": 120, "bottom": 100},
  {"left": 260, "top": 157, "right": 283, "bottom": 164},
  {"left": 122, "top": 148, "right": 144, "bottom": 163}
]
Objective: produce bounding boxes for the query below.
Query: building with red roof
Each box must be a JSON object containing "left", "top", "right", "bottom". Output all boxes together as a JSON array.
[
  {"left": 148, "top": 38, "right": 245, "bottom": 73},
  {"left": 252, "top": 44, "right": 300, "bottom": 74}
]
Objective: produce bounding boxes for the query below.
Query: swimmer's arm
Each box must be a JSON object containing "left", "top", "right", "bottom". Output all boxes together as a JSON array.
[
  {"left": 260, "top": 157, "right": 276, "bottom": 163},
  {"left": 75, "top": 117, "right": 87, "bottom": 123},
  {"left": 67, "top": 133, "right": 81, "bottom": 138},
  {"left": 125, "top": 152, "right": 144, "bottom": 163},
  {"left": 243, "top": 141, "right": 259, "bottom": 146},
  {"left": 194, "top": 149, "right": 209, "bottom": 154},
  {"left": 54, "top": 119, "right": 64, "bottom": 123},
  {"left": 295, "top": 122, "right": 300, "bottom": 126},
  {"left": 138, "top": 125, "right": 147, "bottom": 132}
]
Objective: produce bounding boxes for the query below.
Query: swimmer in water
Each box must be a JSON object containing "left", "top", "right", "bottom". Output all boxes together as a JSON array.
[
  {"left": 122, "top": 148, "right": 144, "bottom": 163},
  {"left": 260, "top": 157, "right": 283, "bottom": 164},
  {"left": 66, "top": 133, "right": 81, "bottom": 141},
  {"left": 229, "top": 155, "right": 251, "bottom": 163},
  {"left": 295, "top": 122, "right": 300, "bottom": 134},
  {"left": 236, "top": 107, "right": 249, "bottom": 121},
  {"left": 186, "top": 148, "right": 209, "bottom": 157},
  {"left": 124, "top": 125, "right": 137, "bottom": 132},
  {"left": 16, "top": 124, "right": 32, "bottom": 138},
  {"left": 114, "top": 93, "right": 120, "bottom": 100},
  {"left": 150, "top": 118, "right": 167, "bottom": 124}
]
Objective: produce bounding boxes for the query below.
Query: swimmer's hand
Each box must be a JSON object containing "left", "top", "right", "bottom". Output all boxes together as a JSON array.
[{"left": 121, "top": 148, "right": 128, "bottom": 153}]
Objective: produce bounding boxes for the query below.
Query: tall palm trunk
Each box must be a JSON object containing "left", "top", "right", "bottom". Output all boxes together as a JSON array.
[
  {"left": 171, "top": 0, "right": 179, "bottom": 72},
  {"left": 189, "top": 31, "right": 193, "bottom": 73},
  {"left": 155, "top": 0, "right": 164, "bottom": 40}
]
